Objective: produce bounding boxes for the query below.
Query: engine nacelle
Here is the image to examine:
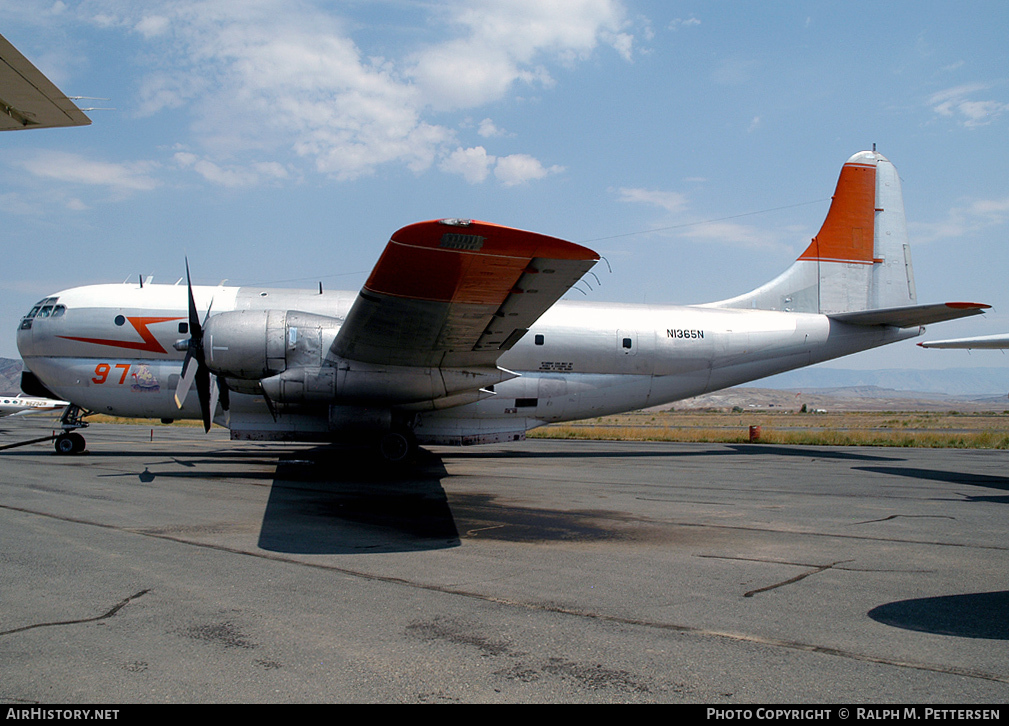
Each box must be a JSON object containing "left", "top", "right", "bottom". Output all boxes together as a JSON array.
[
  {"left": 204, "top": 310, "right": 343, "bottom": 379},
  {"left": 260, "top": 363, "right": 514, "bottom": 405},
  {"left": 202, "top": 308, "right": 516, "bottom": 406}
]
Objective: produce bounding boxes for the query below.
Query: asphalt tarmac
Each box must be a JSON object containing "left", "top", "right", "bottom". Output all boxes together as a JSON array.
[{"left": 1, "top": 418, "right": 1007, "bottom": 703}]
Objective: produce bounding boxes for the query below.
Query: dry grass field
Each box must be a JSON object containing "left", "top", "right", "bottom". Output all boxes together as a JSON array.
[
  {"left": 43, "top": 402, "right": 1009, "bottom": 449},
  {"left": 529, "top": 409, "right": 1009, "bottom": 448}
]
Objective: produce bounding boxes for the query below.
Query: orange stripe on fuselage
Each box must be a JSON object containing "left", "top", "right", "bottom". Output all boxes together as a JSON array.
[
  {"left": 58, "top": 316, "right": 184, "bottom": 354},
  {"left": 798, "top": 162, "right": 875, "bottom": 264}
]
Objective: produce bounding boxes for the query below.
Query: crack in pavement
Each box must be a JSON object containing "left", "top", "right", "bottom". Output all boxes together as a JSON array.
[{"left": 0, "top": 590, "right": 150, "bottom": 637}]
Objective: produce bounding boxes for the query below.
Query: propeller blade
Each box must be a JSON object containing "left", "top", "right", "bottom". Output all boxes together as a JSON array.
[
  {"left": 195, "top": 361, "right": 211, "bottom": 432},
  {"left": 174, "top": 350, "right": 197, "bottom": 409},
  {"left": 218, "top": 377, "right": 231, "bottom": 427},
  {"left": 261, "top": 386, "right": 278, "bottom": 422},
  {"left": 218, "top": 377, "right": 230, "bottom": 411},
  {"left": 181, "top": 257, "right": 218, "bottom": 432},
  {"left": 208, "top": 376, "right": 220, "bottom": 429},
  {"left": 185, "top": 257, "right": 202, "bottom": 340}
]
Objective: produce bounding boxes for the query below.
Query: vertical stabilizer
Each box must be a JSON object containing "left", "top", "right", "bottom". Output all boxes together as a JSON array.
[{"left": 708, "top": 151, "right": 916, "bottom": 314}]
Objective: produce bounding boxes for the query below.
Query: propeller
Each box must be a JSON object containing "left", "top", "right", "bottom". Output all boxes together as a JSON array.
[{"left": 173, "top": 259, "right": 229, "bottom": 432}]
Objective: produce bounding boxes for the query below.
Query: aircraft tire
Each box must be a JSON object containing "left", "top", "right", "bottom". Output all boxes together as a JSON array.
[
  {"left": 378, "top": 430, "right": 414, "bottom": 463},
  {"left": 54, "top": 432, "right": 85, "bottom": 455}
]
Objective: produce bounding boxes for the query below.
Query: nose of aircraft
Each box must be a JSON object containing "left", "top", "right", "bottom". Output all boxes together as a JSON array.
[{"left": 16, "top": 295, "right": 64, "bottom": 359}]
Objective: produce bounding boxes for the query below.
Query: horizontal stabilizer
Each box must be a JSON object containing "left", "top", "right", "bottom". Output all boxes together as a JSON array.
[{"left": 828, "top": 302, "right": 989, "bottom": 328}]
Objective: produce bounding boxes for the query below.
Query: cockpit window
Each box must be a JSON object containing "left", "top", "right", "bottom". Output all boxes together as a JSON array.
[{"left": 19, "top": 297, "right": 60, "bottom": 330}]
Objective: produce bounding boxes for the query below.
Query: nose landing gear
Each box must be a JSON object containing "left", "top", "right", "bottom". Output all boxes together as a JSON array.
[{"left": 53, "top": 404, "right": 90, "bottom": 455}]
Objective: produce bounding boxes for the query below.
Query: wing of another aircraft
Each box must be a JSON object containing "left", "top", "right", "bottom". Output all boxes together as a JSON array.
[
  {"left": 829, "top": 302, "right": 990, "bottom": 328},
  {"left": 918, "top": 333, "right": 1009, "bottom": 349},
  {"left": 332, "top": 219, "right": 599, "bottom": 368},
  {"left": 0, "top": 33, "right": 91, "bottom": 131}
]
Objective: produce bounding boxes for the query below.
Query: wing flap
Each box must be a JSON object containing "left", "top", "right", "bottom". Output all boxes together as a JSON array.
[
  {"left": 828, "top": 302, "right": 990, "bottom": 328},
  {"left": 0, "top": 33, "right": 91, "bottom": 131},
  {"left": 333, "top": 220, "right": 598, "bottom": 367}
]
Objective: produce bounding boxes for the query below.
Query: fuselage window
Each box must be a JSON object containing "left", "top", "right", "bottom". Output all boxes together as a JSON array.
[
  {"left": 179, "top": 322, "right": 189, "bottom": 334},
  {"left": 534, "top": 334, "right": 544, "bottom": 345},
  {"left": 622, "top": 337, "right": 633, "bottom": 349}
]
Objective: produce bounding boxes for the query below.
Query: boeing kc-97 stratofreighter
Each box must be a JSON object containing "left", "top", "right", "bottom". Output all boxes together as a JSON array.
[
  {"left": 16, "top": 150, "right": 990, "bottom": 459},
  {"left": 2, "top": 33, "right": 989, "bottom": 460}
]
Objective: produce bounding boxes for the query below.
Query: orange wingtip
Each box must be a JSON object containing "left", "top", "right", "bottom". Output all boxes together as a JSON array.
[
  {"left": 945, "top": 302, "right": 991, "bottom": 310},
  {"left": 390, "top": 219, "right": 599, "bottom": 261},
  {"left": 365, "top": 219, "right": 597, "bottom": 305}
]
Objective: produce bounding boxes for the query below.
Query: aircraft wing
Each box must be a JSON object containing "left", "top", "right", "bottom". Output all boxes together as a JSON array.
[
  {"left": 918, "top": 333, "right": 1009, "bottom": 349},
  {"left": 332, "top": 219, "right": 599, "bottom": 368},
  {"left": 828, "top": 302, "right": 990, "bottom": 328},
  {"left": 0, "top": 33, "right": 91, "bottom": 131}
]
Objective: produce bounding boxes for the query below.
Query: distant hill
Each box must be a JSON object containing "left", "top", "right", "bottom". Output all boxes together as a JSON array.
[
  {"left": 2, "top": 356, "right": 1006, "bottom": 408},
  {"left": 744, "top": 367, "right": 1009, "bottom": 397},
  {"left": 0, "top": 357, "right": 22, "bottom": 393}
]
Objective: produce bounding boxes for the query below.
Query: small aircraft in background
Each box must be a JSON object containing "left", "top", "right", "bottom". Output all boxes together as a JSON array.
[
  {"left": 1, "top": 33, "right": 992, "bottom": 460},
  {"left": 0, "top": 394, "right": 69, "bottom": 418}
]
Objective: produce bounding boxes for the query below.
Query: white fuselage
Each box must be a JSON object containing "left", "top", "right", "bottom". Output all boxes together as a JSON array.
[{"left": 16, "top": 281, "right": 919, "bottom": 444}]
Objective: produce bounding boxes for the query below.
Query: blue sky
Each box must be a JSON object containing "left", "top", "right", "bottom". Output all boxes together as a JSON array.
[{"left": 2, "top": 0, "right": 1008, "bottom": 374}]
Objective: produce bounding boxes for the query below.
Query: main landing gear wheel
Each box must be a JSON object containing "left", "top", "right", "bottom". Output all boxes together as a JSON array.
[
  {"left": 378, "top": 430, "right": 415, "bottom": 463},
  {"left": 54, "top": 432, "right": 85, "bottom": 455}
]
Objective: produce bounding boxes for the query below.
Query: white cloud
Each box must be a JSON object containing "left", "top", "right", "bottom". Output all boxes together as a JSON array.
[
  {"left": 173, "top": 152, "right": 291, "bottom": 187},
  {"left": 478, "top": 118, "right": 507, "bottom": 138},
  {"left": 616, "top": 187, "right": 688, "bottom": 213},
  {"left": 494, "top": 154, "right": 563, "bottom": 186},
  {"left": 929, "top": 83, "right": 1008, "bottom": 128},
  {"left": 440, "top": 146, "right": 495, "bottom": 184},
  {"left": 678, "top": 220, "right": 782, "bottom": 252},
  {"left": 441, "top": 147, "right": 562, "bottom": 186},
  {"left": 912, "top": 194, "right": 1009, "bottom": 244},
  {"left": 135, "top": 15, "right": 170, "bottom": 38},
  {"left": 615, "top": 186, "right": 788, "bottom": 251},
  {"left": 17, "top": 150, "right": 160, "bottom": 192},
  {"left": 409, "top": 0, "right": 631, "bottom": 108},
  {"left": 669, "top": 17, "right": 701, "bottom": 31},
  {"left": 110, "top": 0, "right": 631, "bottom": 184}
]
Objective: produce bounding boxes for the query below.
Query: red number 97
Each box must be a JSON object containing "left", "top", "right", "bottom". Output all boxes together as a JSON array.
[{"left": 92, "top": 363, "right": 110, "bottom": 384}]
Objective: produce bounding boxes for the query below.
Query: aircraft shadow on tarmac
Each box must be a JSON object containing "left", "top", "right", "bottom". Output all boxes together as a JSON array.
[
  {"left": 853, "top": 466, "right": 1009, "bottom": 504},
  {"left": 256, "top": 445, "right": 638, "bottom": 555},
  {"left": 257, "top": 447, "right": 462, "bottom": 555},
  {"left": 450, "top": 442, "right": 901, "bottom": 463},
  {"left": 868, "top": 591, "right": 1009, "bottom": 640}
]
